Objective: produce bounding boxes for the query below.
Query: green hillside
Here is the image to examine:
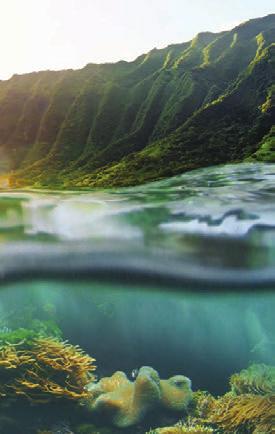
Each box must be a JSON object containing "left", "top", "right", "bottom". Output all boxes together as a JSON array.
[{"left": 0, "top": 14, "right": 274, "bottom": 188}]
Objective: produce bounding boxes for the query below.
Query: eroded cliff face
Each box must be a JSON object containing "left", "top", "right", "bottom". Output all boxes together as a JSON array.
[{"left": 0, "top": 14, "right": 274, "bottom": 188}]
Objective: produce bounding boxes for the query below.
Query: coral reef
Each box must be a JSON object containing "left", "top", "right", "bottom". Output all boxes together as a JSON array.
[
  {"left": 0, "top": 337, "right": 96, "bottom": 402},
  {"left": 148, "top": 418, "right": 214, "bottom": 433},
  {"left": 191, "top": 391, "right": 216, "bottom": 420},
  {"left": 84, "top": 366, "right": 192, "bottom": 428},
  {"left": 150, "top": 364, "right": 275, "bottom": 434},
  {"left": 208, "top": 393, "right": 275, "bottom": 433},
  {"left": 230, "top": 363, "right": 275, "bottom": 395},
  {"left": 205, "top": 363, "right": 275, "bottom": 432},
  {"left": 0, "top": 335, "right": 273, "bottom": 434}
]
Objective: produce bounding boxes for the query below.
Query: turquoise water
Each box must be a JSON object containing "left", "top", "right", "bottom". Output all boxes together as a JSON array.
[
  {"left": 0, "top": 163, "right": 274, "bottom": 434},
  {"left": 1, "top": 162, "right": 275, "bottom": 271}
]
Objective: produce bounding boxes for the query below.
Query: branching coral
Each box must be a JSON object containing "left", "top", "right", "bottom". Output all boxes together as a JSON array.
[
  {"left": 191, "top": 391, "right": 216, "bottom": 420},
  {"left": 191, "top": 366, "right": 275, "bottom": 433},
  {"left": 0, "top": 338, "right": 96, "bottom": 403},
  {"left": 33, "top": 338, "right": 96, "bottom": 388},
  {"left": 0, "top": 346, "right": 35, "bottom": 369},
  {"left": 230, "top": 364, "right": 275, "bottom": 395},
  {"left": 208, "top": 393, "right": 275, "bottom": 433},
  {"left": 151, "top": 365, "right": 275, "bottom": 434}
]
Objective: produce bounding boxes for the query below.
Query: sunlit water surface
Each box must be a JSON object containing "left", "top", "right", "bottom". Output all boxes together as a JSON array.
[{"left": 1, "top": 163, "right": 275, "bottom": 268}]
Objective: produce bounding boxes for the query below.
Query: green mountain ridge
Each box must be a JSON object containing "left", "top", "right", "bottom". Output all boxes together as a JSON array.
[{"left": 0, "top": 14, "right": 274, "bottom": 188}]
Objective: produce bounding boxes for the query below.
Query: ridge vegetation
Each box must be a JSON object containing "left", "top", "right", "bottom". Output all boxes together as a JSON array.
[{"left": 0, "top": 14, "right": 274, "bottom": 188}]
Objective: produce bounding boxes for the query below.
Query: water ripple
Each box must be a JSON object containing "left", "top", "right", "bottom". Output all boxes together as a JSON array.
[{"left": 0, "top": 163, "right": 275, "bottom": 270}]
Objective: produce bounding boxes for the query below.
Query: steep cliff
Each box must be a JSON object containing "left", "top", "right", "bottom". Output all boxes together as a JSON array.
[{"left": 0, "top": 14, "right": 274, "bottom": 188}]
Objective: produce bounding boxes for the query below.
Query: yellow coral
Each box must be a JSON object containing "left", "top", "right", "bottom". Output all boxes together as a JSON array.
[
  {"left": 33, "top": 337, "right": 96, "bottom": 387},
  {"left": 230, "top": 364, "right": 275, "bottom": 395},
  {"left": 0, "top": 346, "right": 35, "bottom": 369},
  {"left": 192, "top": 391, "right": 216, "bottom": 419},
  {"left": 209, "top": 393, "right": 275, "bottom": 433},
  {"left": 0, "top": 338, "right": 96, "bottom": 403},
  {"left": 150, "top": 365, "right": 275, "bottom": 434},
  {"left": 191, "top": 366, "right": 275, "bottom": 433}
]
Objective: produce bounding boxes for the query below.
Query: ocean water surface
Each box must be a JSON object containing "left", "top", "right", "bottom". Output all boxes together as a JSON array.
[{"left": 0, "top": 163, "right": 274, "bottom": 434}]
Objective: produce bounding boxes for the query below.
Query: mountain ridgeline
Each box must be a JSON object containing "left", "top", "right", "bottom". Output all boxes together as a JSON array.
[{"left": 0, "top": 14, "right": 274, "bottom": 188}]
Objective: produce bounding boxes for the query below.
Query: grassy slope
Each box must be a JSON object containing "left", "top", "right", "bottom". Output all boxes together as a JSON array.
[{"left": 0, "top": 14, "right": 273, "bottom": 187}]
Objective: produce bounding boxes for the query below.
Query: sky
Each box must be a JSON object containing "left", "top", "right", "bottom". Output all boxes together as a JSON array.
[{"left": 0, "top": 0, "right": 274, "bottom": 80}]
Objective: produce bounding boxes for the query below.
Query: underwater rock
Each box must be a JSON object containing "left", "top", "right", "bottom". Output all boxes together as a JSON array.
[{"left": 84, "top": 366, "right": 192, "bottom": 428}]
